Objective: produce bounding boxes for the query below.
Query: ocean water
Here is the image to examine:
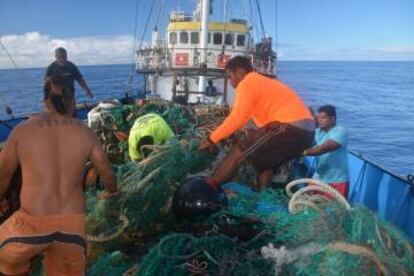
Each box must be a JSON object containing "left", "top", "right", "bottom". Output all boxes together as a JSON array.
[
  {"left": 278, "top": 61, "right": 414, "bottom": 178},
  {"left": 0, "top": 61, "right": 413, "bottom": 177}
]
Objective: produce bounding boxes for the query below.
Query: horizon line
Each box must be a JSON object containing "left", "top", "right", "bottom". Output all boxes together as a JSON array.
[{"left": 0, "top": 59, "right": 413, "bottom": 70}]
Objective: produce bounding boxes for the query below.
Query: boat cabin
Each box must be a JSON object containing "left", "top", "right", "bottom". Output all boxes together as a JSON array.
[
  {"left": 136, "top": 11, "right": 274, "bottom": 77},
  {"left": 166, "top": 19, "right": 250, "bottom": 69}
]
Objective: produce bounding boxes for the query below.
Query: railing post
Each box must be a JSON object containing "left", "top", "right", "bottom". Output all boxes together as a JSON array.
[
  {"left": 198, "top": 0, "right": 210, "bottom": 93},
  {"left": 223, "top": 76, "right": 228, "bottom": 105},
  {"left": 172, "top": 74, "right": 177, "bottom": 100}
]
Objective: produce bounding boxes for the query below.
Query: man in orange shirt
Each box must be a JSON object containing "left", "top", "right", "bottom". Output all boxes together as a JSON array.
[{"left": 200, "top": 56, "right": 314, "bottom": 189}]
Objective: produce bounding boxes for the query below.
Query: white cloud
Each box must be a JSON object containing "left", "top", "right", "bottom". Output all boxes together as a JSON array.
[
  {"left": 0, "top": 32, "right": 138, "bottom": 69},
  {"left": 1, "top": 32, "right": 413, "bottom": 68}
]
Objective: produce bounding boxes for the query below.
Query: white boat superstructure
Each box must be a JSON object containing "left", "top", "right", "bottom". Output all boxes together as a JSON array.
[{"left": 136, "top": 0, "right": 276, "bottom": 105}]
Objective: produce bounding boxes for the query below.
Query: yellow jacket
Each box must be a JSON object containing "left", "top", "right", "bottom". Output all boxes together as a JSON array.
[{"left": 128, "top": 114, "right": 174, "bottom": 160}]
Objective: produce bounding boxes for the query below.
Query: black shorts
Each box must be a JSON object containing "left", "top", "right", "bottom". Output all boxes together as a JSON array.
[{"left": 238, "top": 122, "right": 314, "bottom": 172}]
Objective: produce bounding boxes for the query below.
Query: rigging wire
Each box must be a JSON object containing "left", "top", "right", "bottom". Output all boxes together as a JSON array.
[
  {"left": 137, "top": 0, "right": 157, "bottom": 53},
  {"left": 127, "top": 0, "right": 157, "bottom": 95},
  {"left": 255, "top": 0, "right": 266, "bottom": 39},
  {"left": 130, "top": 0, "right": 157, "bottom": 95},
  {"left": 217, "top": 0, "right": 230, "bottom": 57},
  {"left": 274, "top": 0, "right": 278, "bottom": 49},
  {"left": 249, "top": 0, "right": 260, "bottom": 43},
  {"left": 0, "top": 39, "right": 17, "bottom": 118},
  {"left": 155, "top": 0, "right": 165, "bottom": 29},
  {"left": 0, "top": 40, "right": 19, "bottom": 70},
  {"left": 160, "top": 0, "right": 170, "bottom": 35},
  {"left": 222, "top": 0, "right": 230, "bottom": 36},
  {"left": 224, "top": 0, "right": 230, "bottom": 23},
  {"left": 242, "top": 0, "right": 249, "bottom": 20},
  {"left": 274, "top": 0, "right": 278, "bottom": 74},
  {"left": 127, "top": 0, "right": 142, "bottom": 94}
]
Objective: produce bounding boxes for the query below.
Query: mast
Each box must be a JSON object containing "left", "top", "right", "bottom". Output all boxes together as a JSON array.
[
  {"left": 151, "top": 26, "right": 159, "bottom": 48},
  {"left": 198, "top": 0, "right": 210, "bottom": 93}
]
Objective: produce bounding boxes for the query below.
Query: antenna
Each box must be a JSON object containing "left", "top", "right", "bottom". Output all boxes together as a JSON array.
[
  {"left": 224, "top": 0, "right": 228, "bottom": 23},
  {"left": 275, "top": 0, "right": 278, "bottom": 73},
  {"left": 198, "top": 0, "right": 210, "bottom": 93}
]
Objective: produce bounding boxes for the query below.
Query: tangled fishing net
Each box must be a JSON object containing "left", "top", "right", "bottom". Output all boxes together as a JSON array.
[
  {"left": 84, "top": 99, "right": 413, "bottom": 275},
  {"left": 136, "top": 185, "right": 413, "bottom": 276}
]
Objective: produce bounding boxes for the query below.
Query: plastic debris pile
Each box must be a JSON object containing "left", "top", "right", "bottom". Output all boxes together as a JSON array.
[
  {"left": 85, "top": 100, "right": 226, "bottom": 258},
  {"left": 88, "top": 100, "right": 202, "bottom": 164},
  {"left": 85, "top": 100, "right": 413, "bottom": 275},
  {"left": 136, "top": 183, "right": 414, "bottom": 275}
]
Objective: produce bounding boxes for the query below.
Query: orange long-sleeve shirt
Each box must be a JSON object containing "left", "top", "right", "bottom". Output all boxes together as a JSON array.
[{"left": 210, "top": 72, "right": 312, "bottom": 144}]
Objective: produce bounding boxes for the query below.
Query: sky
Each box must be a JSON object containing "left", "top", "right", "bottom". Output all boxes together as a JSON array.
[{"left": 0, "top": 0, "right": 413, "bottom": 69}]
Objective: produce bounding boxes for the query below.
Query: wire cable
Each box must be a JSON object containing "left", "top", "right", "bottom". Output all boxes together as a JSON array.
[
  {"left": 255, "top": 0, "right": 266, "bottom": 38},
  {"left": 127, "top": 0, "right": 142, "bottom": 94},
  {"left": 0, "top": 39, "right": 17, "bottom": 118},
  {"left": 155, "top": 0, "right": 165, "bottom": 29},
  {"left": 274, "top": 0, "right": 278, "bottom": 67},
  {"left": 0, "top": 39, "right": 19, "bottom": 69}
]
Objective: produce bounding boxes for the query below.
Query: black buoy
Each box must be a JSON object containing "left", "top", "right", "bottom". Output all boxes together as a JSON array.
[{"left": 172, "top": 176, "right": 227, "bottom": 219}]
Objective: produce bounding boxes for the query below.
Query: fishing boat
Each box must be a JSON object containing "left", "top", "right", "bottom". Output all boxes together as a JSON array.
[
  {"left": 1, "top": 0, "right": 412, "bottom": 242},
  {"left": 135, "top": 0, "right": 275, "bottom": 105},
  {"left": 136, "top": 0, "right": 414, "bottom": 243},
  {"left": 0, "top": 0, "right": 413, "bottom": 274}
]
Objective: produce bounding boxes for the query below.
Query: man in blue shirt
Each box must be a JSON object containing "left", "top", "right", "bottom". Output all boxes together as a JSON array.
[{"left": 303, "top": 105, "right": 349, "bottom": 197}]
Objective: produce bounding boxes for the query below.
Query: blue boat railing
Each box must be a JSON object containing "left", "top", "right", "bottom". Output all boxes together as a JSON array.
[
  {"left": 0, "top": 118, "right": 27, "bottom": 142},
  {"left": 304, "top": 152, "right": 414, "bottom": 241},
  {"left": 0, "top": 101, "right": 97, "bottom": 142}
]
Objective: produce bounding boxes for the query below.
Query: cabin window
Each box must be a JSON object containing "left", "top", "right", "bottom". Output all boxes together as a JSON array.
[
  {"left": 208, "top": 33, "right": 211, "bottom": 44},
  {"left": 180, "top": 32, "right": 189, "bottom": 44},
  {"left": 213, "top": 32, "right": 222, "bottom": 45},
  {"left": 225, "top": 33, "right": 234, "bottom": 46},
  {"left": 237, "top": 34, "right": 246, "bottom": 47},
  {"left": 169, "top": 32, "right": 177, "bottom": 44},
  {"left": 191, "top": 32, "right": 199, "bottom": 44}
]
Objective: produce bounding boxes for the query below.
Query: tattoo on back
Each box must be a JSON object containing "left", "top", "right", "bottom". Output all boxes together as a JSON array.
[{"left": 37, "top": 119, "right": 82, "bottom": 128}]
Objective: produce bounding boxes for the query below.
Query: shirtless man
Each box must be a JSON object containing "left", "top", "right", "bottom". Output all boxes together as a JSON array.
[{"left": 0, "top": 76, "right": 117, "bottom": 275}]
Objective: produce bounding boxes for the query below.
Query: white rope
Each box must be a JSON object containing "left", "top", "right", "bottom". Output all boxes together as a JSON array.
[
  {"left": 285, "top": 178, "right": 351, "bottom": 214},
  {"left": 261, "top": 242, "right": 323, "bottom": 275},
  {"left": 261, "top": 241, "right": 389, "bottom": 276},
  {"left": 86, "top": 214, "right": 129, "bottom": 242}
]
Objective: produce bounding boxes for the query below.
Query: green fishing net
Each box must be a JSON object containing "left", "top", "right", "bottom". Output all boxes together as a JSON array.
[
  {"left": 135, "top": 200, "right": 413, "bottom": 276},
  {"left": 84, "top": 100, "right": 413, "bottom": 276},
  {"left": 91, "top": 101, "right": 198, "bottom": 164}
]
